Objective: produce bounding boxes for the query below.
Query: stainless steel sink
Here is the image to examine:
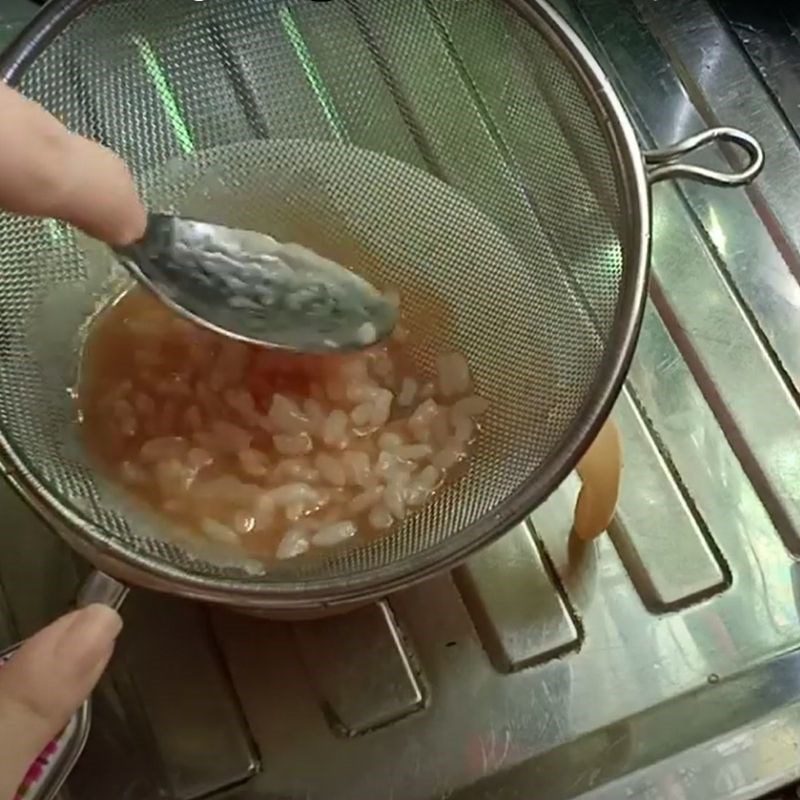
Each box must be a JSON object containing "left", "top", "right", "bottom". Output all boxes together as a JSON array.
[
  {"left": 0, "top": 0, "right": 34, "bottom": 51},
  {"left": 4, "top": 1, "right": 800, "bottom": 798}
]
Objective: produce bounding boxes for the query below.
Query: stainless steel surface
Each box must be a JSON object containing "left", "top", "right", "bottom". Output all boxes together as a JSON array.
[
  {"left": 454, "top": 522, "right": 580, "bottom": 671},
  {"left": 293, "top": 600, "right": 425, "bottom": 734},
  {"left": 108, "top": 592, "right": 259, "bottom": 797},
  {"left": 0, "top": 0, "right": 799, "bottom": 799},
  {"left": 116, "top": 213, "right": 398, "bottom": 352},
  {"left": 0, "top": 1, "right": 33, "bottom": 53}
]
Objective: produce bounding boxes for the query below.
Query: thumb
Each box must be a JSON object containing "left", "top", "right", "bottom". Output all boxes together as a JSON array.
[{"left": 0, "top": 605, "right": 122, "bottom": 800}]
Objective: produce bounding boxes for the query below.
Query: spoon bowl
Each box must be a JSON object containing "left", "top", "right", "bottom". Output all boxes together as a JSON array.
[{"left": 114, "top": 214, "right": 398, "bottom": 352}]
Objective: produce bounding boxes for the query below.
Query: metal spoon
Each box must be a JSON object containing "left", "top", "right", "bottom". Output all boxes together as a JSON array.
[{"left": 113, "top": 213, "right": 398, "bottom": 352}]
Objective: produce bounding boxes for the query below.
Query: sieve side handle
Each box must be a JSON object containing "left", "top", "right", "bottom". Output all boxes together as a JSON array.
[
  {"left": 644, "top": 127, "right": 764, "bottom": 187},
  {"left": 77, "top": 570, "right": 129, "bottom": 610},
  {"left": 573, "top": 419, "right": 622, "bottom": 541}
]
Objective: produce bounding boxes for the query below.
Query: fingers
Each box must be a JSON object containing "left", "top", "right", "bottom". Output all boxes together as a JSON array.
[
  {"left": 0, "top": 605, "right": 122, "bottom": 800},
  {"left": 0, "top": 84, "right": 146, "bottom": 246},
  {"left": 59, "top": 132, "right": 149, "bottom": 245}
]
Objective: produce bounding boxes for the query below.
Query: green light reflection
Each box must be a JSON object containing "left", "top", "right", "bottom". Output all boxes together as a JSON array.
[
  {"left": 278, "top": 5, "right": 347, "bottom": 142},
  {"left": 132, "top": 34, "right": 195, "bottom": 156}
]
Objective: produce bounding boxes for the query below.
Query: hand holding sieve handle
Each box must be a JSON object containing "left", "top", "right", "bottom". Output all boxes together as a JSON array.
[{"left": 0, "top": 572, "right": 127, "bottom": 800}]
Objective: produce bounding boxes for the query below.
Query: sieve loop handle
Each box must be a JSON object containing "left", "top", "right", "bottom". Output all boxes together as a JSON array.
[
  {"left": 644, "top": 127, "right": 764, "bottom": 187},
  {"left": 573, "top": 419, "right": 622, "bottom": 541}
]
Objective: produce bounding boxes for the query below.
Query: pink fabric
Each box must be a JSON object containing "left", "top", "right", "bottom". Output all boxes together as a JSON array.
[
  {"left": 15, "top": 740, "right": 60, "bottom": 800},
  {"left": 0, "top": 654, "right": 65, "bottom": 800}
]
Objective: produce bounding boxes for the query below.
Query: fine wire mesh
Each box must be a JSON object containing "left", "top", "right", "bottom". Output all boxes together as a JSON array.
[{"left": 0, "top": 0, "right": 630, "bottom": 592}]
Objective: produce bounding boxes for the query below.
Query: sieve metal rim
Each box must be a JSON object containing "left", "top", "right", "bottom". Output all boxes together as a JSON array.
[{"left": 0, "top": 0, "right": 650, "bottom": 609}]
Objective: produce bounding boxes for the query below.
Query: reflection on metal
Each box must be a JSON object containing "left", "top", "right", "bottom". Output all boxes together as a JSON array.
[
  {"left": 0, "top": 0, "right": 33, "bottom": 52},
  {"left": 115, "top": 593, "right": 260, "bottom": 798},
  {"left": 455, "top": 523, "right": 580, "bottom": 672},
  {"left": 610, "top": 391, "right": 729, "bottom": 610},
  {"left": 1, "top": 0, "right": 800, "bottom": 798},
  {"left": 293, "top": 602, "right": 426, "bottom": 735}
]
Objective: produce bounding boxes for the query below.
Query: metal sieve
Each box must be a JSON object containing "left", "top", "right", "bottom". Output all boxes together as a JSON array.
[{"left": 0, "top": 0, "right": 762, "bottom": 614}]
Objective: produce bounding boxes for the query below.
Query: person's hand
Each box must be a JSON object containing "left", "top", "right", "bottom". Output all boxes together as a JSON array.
[
  {"left": 0, "top": 605, "right": 122, "bottom": 800},
  {"left": 0, "top": 83, "right": 146, "bottom": 246}
]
